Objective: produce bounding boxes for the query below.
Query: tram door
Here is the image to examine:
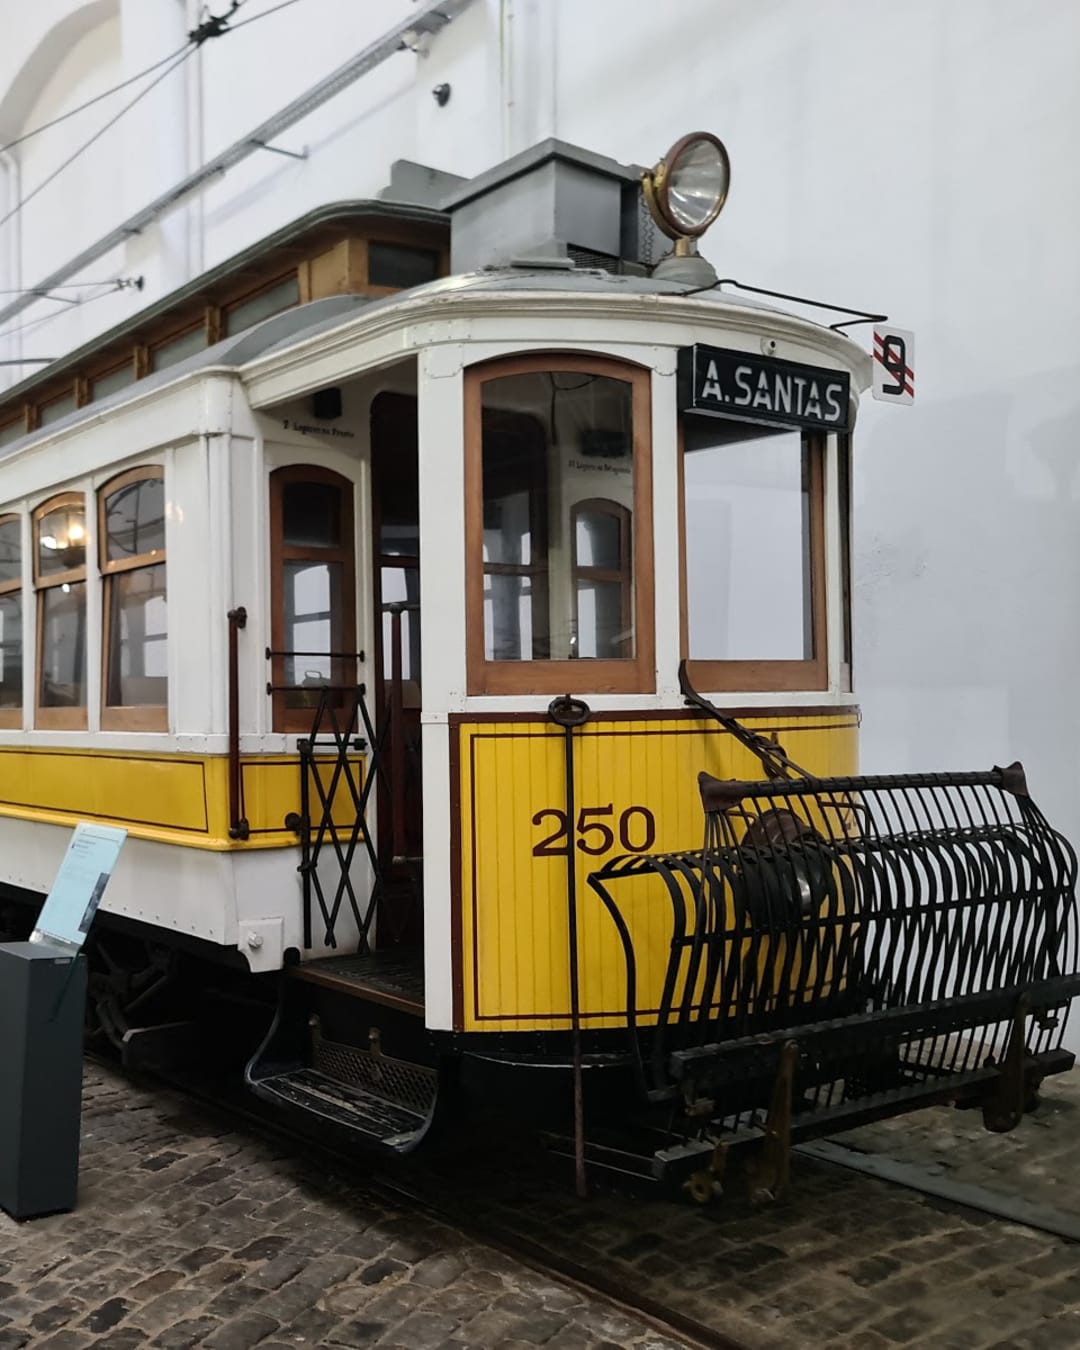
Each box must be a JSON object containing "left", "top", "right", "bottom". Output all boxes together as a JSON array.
[{"left": 370, "top": 394, "right": 423, "bottom": 947}]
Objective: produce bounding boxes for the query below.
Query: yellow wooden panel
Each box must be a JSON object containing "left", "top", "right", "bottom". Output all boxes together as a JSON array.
[
  {"left": 0, "top": 747, "right": 208, "bottom": 832},
  {"left": 0, "top": 748, "right": 363, "bottom": 851},
  {"left": 458, "top": 713, "right": 859, "bottom": 1032},
  {"left": 241, "top": 756, "right": 365, "bottom": 837}
]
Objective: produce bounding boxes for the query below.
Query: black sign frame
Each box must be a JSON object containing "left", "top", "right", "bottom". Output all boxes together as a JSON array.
[{"left": 678, "top": 344, "right": 851, "bottom": 433}]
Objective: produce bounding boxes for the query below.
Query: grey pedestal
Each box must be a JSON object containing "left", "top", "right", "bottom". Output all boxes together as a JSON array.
[{"left": 0, "top": 942, "right": 87, "bottom": 1220}]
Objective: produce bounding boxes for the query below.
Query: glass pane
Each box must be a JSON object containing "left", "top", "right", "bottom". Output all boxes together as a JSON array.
[
  {"left": 381, "top": 566, "right": 421, "bottom": 683},
  {"left": 0, "top": 421, "right": 24, "bottom": 447},
  {"left": 39, "top": 395, "right": 77, "bottom": 427},
  {"left": 575, "top": 579, "right": 627, "bottom": 659},
  {"left": 684, "top": 426, "right": 812, "bottom": 661},
  {"left": 105, "top": 476, "right": 165, "bottom": 562},
  {"left": 484, "top": 572, "right": 546, "bottom": 661},
  {"left": 0, "top": 592, "right": 22, "bottom": 709},
  {"left": 224, "top": 275, "right": 300, "bottom": 336},
  {"left": 282, "top": 481, "right": 342, "bottom": 549},
  {"left": 368, "top": 243, "right": 439, "bottom": 290},
  {"left": 152, "top": 326, "right": 205, "bottom": 372},
  {"left": 40, "top": 582, "right": 86, "bottom": 708},
  {"left": 37, "top": 500, "right": 86, "bottom": 577},
  {"left": 283, "top": 560, "right": 344, "bottom": 705},
  {"left": 0, "top": 518, "right": 20, "bottom": 585},
  {"left": 92, "top": 364, "right": 134, "bottom": 401},
  {"left": 575, "top": 509, "right": 622, "bottom": 570},
  {"left": 480, "top": 371, "right": 634, "bottom": 663},
  {"left": 107, "top": 565, "right": 167, "bottom": 707}
]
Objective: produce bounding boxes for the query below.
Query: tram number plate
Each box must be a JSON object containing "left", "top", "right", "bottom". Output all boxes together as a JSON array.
[
  {"left": 531, "top": 805, "right": 657, "bottom": 857},
  {"left": 872, "top": 325, "right": 915, "bottom": 404}
]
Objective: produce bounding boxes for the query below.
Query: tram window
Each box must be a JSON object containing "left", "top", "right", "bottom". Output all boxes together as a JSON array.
[
  {"left": 39, "top": 393, "right": 77, "bottom": 428},
  {"left": 572, "top": 500, "right": 632, "bottom": 659},
  {"left": 465, "top": 355, "right": 654, "bottom": 695},
  {"left": 0, "top": 419, "right": 24, "bottom": 447},
  {"left": 680, "top": 421, "right": 826, "bottom": 690},
  {"left": 91, "top": 363, "right": 135, "bottom": 402},
  {"left": 224, "top": 275, "right": 300, "bottom": 337},
  {"left": 367, "top": 244, "right": 440, "bottom": 291},
  {"left": 269, "top": 466, "right": 357, "bottom": 733},
  {"left": 34, "top": 493, "right": 88, "bottom": 729},
  {"left": 151, "top": 325, "right": 205, "bottom": 372},
  {"left": 0, "top": 516, "right": 22, "bottom": 726},
  {"left": 99, "top": 468, "right": 168, "bottom": 731}
]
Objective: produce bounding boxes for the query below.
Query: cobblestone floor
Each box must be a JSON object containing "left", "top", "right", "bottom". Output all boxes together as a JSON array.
[
  {"left": 4, "top": 1065, "right": 1080, "bottom": 1350},
  {"left": 408, "top": 1071, "right": 1080, "bottom": 1350},
  {"left": 0, "top": 1067, "right": 687, "bottom": 1350}
]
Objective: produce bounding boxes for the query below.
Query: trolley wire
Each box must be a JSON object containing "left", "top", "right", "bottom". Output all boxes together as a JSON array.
[
  {"left": 0, "top": 45, "right": 198, "bottom": 234},
  {"left": 0, "top": 44, "right": 192, "bottom": 157},
  {"left": 0, "top": 0, "right": 314, "bottom": 234}
]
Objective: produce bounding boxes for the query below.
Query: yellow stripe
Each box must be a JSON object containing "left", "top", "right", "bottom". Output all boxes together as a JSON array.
[{"left": 0, "top": 746, "right": 363, "bottom": 850}]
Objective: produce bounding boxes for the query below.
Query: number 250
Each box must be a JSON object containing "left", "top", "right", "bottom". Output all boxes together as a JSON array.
[{"left": 531, "top": 804, "right": 656, "bottom": 857}]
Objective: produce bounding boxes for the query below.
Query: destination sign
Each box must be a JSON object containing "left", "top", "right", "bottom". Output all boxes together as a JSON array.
[{"left": 678, "top": 344, "right": 851, "bottom": 433}]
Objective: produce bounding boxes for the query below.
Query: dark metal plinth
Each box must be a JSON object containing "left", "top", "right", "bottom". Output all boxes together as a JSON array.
[{"left": 0, "top": 942, "right": 87, "bottom": 1220}]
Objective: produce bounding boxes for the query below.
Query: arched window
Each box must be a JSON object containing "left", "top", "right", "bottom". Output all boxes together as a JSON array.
[
  {"left": 269, "top": 466, "right": 357, "bottom": 733},
  {"left": 464, "top": 354, "right": 654, "bottom": 695},
  {"left": 0, "top": 514, "right": 22, "bottom": 728},
  {"left": 571, "top": 499, "right": 633, "bottom": 660},
  {"left": 99, "top": 468, "right": 167, "bottom": 731},
  {"left": 33, "top": 492, "right": 87, "bottom": 729}
]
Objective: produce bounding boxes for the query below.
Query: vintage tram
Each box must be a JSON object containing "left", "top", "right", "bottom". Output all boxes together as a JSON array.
[{"left": 0, "top": 132, "right": 1076, "bottom": 1195}]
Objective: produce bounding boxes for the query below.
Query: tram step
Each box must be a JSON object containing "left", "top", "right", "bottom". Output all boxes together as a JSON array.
[{"left": 251, "top": 1066, "right": 433, "bottom": 1153}]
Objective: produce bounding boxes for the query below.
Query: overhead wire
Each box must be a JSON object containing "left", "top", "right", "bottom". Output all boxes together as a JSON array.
[
  {"left": 0, "top": 44, "right": 198, "bottom": 233},
  {"left": 0, "top": 42, "right": 192, "bottom": 157},
  {"left": 0, "top": 0, "right": 325, "bottom": 355},
  {"left": 0, "top": 0, "right": 313, "bottom": 235}
]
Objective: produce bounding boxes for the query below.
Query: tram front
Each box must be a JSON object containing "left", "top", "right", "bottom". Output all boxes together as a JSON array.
[{"left": 243, "top": 131, "right": 1079, "bottom": 1194}]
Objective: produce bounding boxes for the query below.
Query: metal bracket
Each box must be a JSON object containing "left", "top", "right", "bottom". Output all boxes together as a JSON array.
[
  {"left": 684, "top": 1140, "right": 728, "bottom": 1205},
  {"left": 749, "top": 1040, "right": 799, "bottom": 1203},
  {"left": 250, "top": 139, "right": 308, "bottom": 161},
  {"left": 983, "top": 994, "right": 1031, "bottom": 1133}
]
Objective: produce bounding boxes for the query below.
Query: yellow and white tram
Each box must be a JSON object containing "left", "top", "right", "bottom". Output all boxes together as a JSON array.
[{"left": 0, "top": 134, "right": 1075, "bottom": 1191}]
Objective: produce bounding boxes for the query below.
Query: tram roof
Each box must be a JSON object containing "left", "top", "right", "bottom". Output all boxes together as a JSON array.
[{"left": 0, "top": 267, "right": 864, "bottom": 460}]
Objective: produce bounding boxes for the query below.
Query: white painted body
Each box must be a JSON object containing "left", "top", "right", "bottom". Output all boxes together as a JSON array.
[
  {"left": 0, "top": 2, "right": 1075, "bottom": 1035},
  {"left": 0, "top": 276, "right": 867, "bottom": 1027}
]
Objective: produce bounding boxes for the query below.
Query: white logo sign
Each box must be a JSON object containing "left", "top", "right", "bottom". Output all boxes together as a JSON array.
[{"left": 872, "top": 326, "right": 914, "bottom": 404}]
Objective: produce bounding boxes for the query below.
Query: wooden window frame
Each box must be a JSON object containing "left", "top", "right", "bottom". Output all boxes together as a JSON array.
[
  {"left": 99, "top": 467, "right": 168, "bottom": 732},
  {"left": 33, "top": 491, "right": 88, "bottom": 730},
  {"left": 269, "top": 465, "right": 358, "bottom": 734},
  {"left": 464, "top": 353, "right": 655, "bottom": 696},
  {"left": 678, "top": 422, "right": 828, "bottom": 693},
  {"left": 0, "top": 513, "right": 23, "bottom": 729},
  {"left": 570, "top": 498, "right": 633, "bottom": 660}
]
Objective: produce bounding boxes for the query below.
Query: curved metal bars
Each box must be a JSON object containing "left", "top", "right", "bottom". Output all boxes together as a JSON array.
[{"left": 587, "top": 765, "right": 1080, "bottom": 1133}]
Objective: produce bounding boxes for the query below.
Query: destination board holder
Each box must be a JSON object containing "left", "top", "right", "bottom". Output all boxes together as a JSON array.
[{"left": 678, "top": 344, "right": 852, "bottom": 433}]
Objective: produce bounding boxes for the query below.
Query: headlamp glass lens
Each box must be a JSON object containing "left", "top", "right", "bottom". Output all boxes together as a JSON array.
[{"left": 667, "top": 137, "right": 728, "bottom": 232}]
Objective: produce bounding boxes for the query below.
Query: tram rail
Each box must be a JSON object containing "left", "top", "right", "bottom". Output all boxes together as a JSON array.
[{"left": 86, "top": 1045, "right": 1080, "bottom": 1350}]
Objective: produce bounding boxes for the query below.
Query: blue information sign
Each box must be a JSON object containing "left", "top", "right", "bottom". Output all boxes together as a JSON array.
[{"left": 30, "top": 823, "right": 128, "bottom": 951}]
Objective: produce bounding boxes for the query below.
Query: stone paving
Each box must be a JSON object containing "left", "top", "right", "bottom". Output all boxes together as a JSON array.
[
  {"left": 4, "top": 1065, "right": 1080, "bottom": 1350},
  {"left": 407, "top": 1071, "right": 1080, "bottom": 1350},
  {"left": 0, "top": 1067, "right": 687, "bottom": 1350}
]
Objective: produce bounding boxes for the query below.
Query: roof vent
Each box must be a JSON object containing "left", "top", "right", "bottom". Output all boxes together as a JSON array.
[{"left": 441, "top": 139, "right": 652, "bottom": 275}]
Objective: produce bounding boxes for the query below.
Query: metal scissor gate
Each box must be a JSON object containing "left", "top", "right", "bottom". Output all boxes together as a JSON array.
[{"left": 587, "top": 764, "right": 1080, "bottom": 1196}]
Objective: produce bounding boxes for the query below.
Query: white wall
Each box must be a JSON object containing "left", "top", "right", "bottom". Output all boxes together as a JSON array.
[{"left": 0, "top": 0, "right": 1077, "bottom": 835}]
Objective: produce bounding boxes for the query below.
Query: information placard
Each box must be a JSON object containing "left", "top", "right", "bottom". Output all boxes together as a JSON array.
[{"left": 30, "top": 823, "right": 128, "bottom": 951}]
